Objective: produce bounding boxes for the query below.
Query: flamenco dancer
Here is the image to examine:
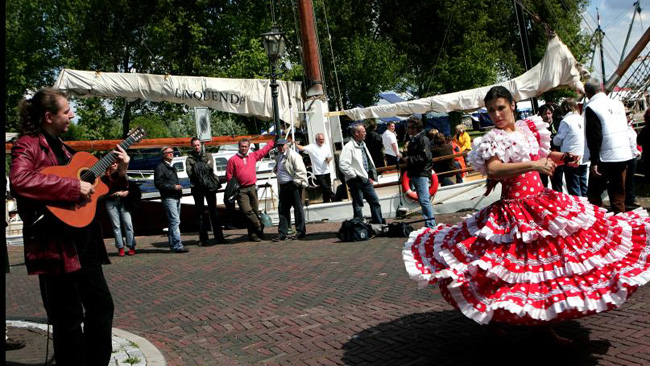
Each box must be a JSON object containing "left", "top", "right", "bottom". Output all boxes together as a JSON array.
[{"left": 403, "top": 86, "right": 650, "bottom": 342}]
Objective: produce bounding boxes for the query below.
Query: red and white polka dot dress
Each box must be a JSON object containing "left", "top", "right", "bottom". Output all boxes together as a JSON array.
[{"left": 403, "top": 117, "right": 650, "bottom": 325}]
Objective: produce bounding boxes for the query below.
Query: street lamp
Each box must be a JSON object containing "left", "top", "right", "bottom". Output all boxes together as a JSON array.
[{"left": 261, "top": 25, "right": 286, "bottom": 140}]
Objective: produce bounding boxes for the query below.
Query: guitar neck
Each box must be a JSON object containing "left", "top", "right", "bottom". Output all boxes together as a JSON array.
[{"left": 80, "top": 135, "right": 139, "bottom": 182}]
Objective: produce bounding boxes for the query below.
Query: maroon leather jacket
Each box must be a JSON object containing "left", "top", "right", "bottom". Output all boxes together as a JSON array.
[{"left": 9, "top": 133, "right": 110, "bottom": 275}]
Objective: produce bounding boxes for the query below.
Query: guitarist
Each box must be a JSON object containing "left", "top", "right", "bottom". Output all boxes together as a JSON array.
[{"left": 9, "top": 88, "right": 130, "bottom": 366}]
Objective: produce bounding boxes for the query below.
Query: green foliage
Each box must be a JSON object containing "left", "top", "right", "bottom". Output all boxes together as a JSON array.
[
  {"left": 6, "top": 0, "right": 590, "bottom": 138},
  {"left": 210, "top": 111, "right": 248, "bottom": 137}
]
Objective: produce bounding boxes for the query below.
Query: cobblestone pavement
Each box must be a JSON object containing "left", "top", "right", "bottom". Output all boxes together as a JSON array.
[{"left": 6, "top": 203, "right": 650, "bottom": 366}]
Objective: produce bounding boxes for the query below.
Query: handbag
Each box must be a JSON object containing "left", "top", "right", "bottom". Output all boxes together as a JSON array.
[
  {"left": 195, "top": 158, "right": 221, "bottom": 192},
  {"left": 224, "top": 177, "right": 240, "bottom": 205}
]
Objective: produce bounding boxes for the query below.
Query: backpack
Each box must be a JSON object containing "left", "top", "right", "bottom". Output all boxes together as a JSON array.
[
  {"left": 385, "top": 222, "right": 414, "bottom": 237},
  {"left": 337, "top": 218, "right": 371, "bottom": 242},
  {"left": 194, "top": 158, "right": 221, "bottom": 192}
]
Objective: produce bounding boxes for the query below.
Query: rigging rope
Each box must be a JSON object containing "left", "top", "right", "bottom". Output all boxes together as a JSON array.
[
  {"left": 321, "top": 0, "right": 344, "bottom": 110},
  {"left": 425, "top": 5, "right": 456, "bottom": 95}
]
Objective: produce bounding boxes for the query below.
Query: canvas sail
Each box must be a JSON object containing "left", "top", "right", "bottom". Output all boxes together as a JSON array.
[
  {"left": 54, "top": 69, "right": 303, "bottom": 125},
  {"left": 343, "top": 35, "right": 584, "bottom": 120}
]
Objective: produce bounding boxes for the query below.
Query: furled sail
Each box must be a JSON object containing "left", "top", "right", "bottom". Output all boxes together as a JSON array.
[
  {"left": 344, "top": 35, "right": 584, "bottom": 120},
  {"left": 54, "top": 69, "right": 303, "bottom": 125}
]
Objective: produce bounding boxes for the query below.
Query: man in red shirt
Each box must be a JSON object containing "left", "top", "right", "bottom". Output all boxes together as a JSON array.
[{"left": 226, "top": 138, "right": 275, "bottom": 241}]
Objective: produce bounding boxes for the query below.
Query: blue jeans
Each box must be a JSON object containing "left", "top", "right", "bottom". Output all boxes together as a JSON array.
[
  {"left": 162, "top": 197, "right": 183, "bottom": 251},
  {"left": 563, "top": 164, "right": 588, "bottom": 197},
  {"left": 411, "top": 176, "right": 436, "bottom": 228},
  {"left": 105, "top": 200, "right": 135, "bottom": 249},
  {"left": 347, "top": 177, "right": 384, "bottom": 224}
]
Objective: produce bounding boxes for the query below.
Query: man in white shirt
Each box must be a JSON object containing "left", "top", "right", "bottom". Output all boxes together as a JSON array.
[
  {"left": 553, "top": 98, "right": 587, "bottom": 196},
  {"left": 295, "top": 133, "right": 335, "bottom": 202},
  {"left": 382, "top": 121, "right": 401, "bottom": 166},
  {"left": 339, "top": 124, "right": 384, "bottom": 224}
]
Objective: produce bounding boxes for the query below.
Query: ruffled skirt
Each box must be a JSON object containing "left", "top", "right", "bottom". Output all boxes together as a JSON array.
[{"left": 403, "top": 189, "right": 650, "bottom": 325}]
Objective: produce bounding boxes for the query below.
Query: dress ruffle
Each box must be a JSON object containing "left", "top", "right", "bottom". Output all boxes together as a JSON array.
[
  {"left": 403, "top": 189, "right": 650, "bottom": 325},
  {"left": 467, "top": 117, "right": 548, "bottom": 175}
]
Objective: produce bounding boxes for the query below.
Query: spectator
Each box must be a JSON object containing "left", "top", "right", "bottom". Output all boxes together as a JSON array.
[
  {"left": 584, "top": 78, "right": 633, "bottom": 213},
  {"left": 553, "top": 98, "right": 588, "bottom": 196},
  {"left": 549, "top": 107, "right": 566, "bottom": 192},
  {"left": 226, "top": 138, "right": 276, "bottom": 242},
  {"left": 404, "top": 117, "right": 436, "bottom": 228},
  {"left": 453, "top": 124, "right": 472, "bottom": 156},
  {"left": 431, "top": 133, "right": 456, "bottom": 186},
  {"left": 538, "top": 103, "right": 556, "bottom": 188},
  {"left": 637, "top": 108, "right": 650, "bottom": 183},
  {"left": 426, "top": 128, "right": 439, "bottom": 147},
  {"left": 448, "top": 135, "right": 465, "bottom": 184},
  {"left": 365, "top": 119, "right": 385, "bottom": 168},
  {"left": 272, "top": 139, "right": 308, "bottom": 241},
  {"left": 186, "top": 137, "right": 226, "bottom": 245},
  {"left": 339, "top": 124, "right": 384, "bottom": 224},
  {"left": 155, "top": 146, "right": 188, "bottom": 253},
  {"left": 294, "top": 133, "right": 336, "bottom": 203},
  {"left": 103, "top": 161, "right": 136, "bottom": 256},
  {"left": 382, "top": 121, "right": 401, "bottom": 167},
  {"left": 625, "top": 111, "right": 641, "bottom": 210}
]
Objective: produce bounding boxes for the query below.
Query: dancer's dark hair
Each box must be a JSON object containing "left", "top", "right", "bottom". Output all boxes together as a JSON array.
[{"left": 483, "top": 86, "right": 515, "bottom": 107}]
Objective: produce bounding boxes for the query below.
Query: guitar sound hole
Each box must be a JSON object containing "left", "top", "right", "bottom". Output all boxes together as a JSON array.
[{"left": 79, "top": 168, "right": 97, "bottom": 183}]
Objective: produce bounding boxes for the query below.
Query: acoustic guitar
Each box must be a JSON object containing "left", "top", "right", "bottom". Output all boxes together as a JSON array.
[{"left": 41, "top": 127, "right": 146, "bottom": 228}]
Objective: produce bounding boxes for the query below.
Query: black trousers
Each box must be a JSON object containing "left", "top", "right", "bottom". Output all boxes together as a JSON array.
[
  {"left": 314, "top": 173, "right": 336, "bottom": 203},
  {"left": 191, "top": 187, "right": 224, "bottom": 241},
  {"left": 278, "top": 182, "right": 306, "bottom": 237},
  {"left": 39, "top": 265, "right": 114, "bottom": 366},
  {"left": 587, "top": 161, "right": 628, "bottom": 213}
]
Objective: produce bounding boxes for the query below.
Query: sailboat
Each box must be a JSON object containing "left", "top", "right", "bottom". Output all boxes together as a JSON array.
[{"left": 7, "top": 2, "right": 649, "bottom": 239}]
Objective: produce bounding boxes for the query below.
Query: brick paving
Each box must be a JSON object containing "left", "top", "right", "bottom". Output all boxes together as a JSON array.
[{"left": 6, "top": 205, "right": 650, "bottom": 366}]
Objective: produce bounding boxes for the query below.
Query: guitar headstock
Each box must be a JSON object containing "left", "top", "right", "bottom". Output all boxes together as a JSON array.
[{"left": 128, "top": 126, "right": 146, "bottom": 143}]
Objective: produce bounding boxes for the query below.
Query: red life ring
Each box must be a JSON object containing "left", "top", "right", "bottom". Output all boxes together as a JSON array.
[{"left": 401, "top": 171, "right": 439, "bottom": 201}]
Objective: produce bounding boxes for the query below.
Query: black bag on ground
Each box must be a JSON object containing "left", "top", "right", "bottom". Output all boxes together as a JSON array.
[
  {"left": 224, "top": 177, "right": 240, "bottom": 205},
  {"left": 385, "top": 222, "right": 414, "bottom": 237},
  {"left": 337, "top": 218, "right": 371, "bottom": 242}
]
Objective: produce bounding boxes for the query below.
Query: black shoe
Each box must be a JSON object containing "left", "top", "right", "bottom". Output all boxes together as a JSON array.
[
  {"left": 272, "top": 235, "right": 287, "bottom": 242},
  {"left": 626, "top": 202, "right": 641, "bottom": 210},
  {"left": 197, "top": 240, "right": 207, "bottom": 247},
  {"left": 249, "top": 234, "right": 262, "bottom": 242},
  {"left": 290, "top": 233, "right": 306, "bottom": 240},
  {"left": 173, "top": 248, "right": 189, "bottom": 253},
  {"left": 215, "top": 237, "right": 228, "bottom": 244},
  {"left": 6, "top": 337, "right": 26, "bottom": 350}
]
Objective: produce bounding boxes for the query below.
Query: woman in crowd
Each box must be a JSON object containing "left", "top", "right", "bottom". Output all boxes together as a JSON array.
[
  {"left": 403, "top": 86, "right": 650, "bottom": 342},
  {"left": 103, "top": 161, "right": 136, "bottom": 256},
  {"left": 553, "top": 98, "right": 587, "bottom": 196},
  {"left": 430, "top": 133, "right": 456, "bottom": 186},
  {"left": 453, "top": 124, "right": 472, "bottom": 156}
]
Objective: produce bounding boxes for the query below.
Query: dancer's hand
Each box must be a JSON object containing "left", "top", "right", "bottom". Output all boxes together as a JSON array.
[{"left": 535, "top": 158, "right": 556, "bottom": 176}]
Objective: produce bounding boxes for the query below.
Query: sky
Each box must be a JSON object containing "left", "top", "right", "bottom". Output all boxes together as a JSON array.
[{"left": 582, "top": 0, "right": 649, "bottom": 85}]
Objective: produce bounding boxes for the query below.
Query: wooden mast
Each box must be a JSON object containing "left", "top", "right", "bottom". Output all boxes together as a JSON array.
[{"left": 297, "top": 0, "right": 324, "bottom": 97}]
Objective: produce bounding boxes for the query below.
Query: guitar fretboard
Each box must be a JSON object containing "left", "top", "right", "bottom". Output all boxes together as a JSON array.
[{"left": 80, "top": 134, "right": 141, "bottom": 182}]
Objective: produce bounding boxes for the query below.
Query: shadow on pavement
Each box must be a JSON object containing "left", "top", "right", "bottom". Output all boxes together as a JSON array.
[{"left": 342, "top": 310, "right": 610, "bottom": 366}]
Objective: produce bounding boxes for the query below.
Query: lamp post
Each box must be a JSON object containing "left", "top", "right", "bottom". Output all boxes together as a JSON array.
[{"left": 261, "top": 25, "right": 286, "bottom": 140}]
